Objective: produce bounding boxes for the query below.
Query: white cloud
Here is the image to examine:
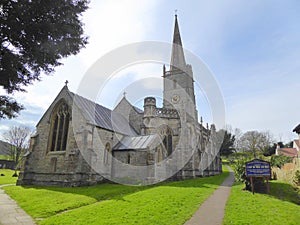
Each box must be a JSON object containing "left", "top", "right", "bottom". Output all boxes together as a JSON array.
[{"left": 0, "top": 0, "right": 160, "bottom": 136}]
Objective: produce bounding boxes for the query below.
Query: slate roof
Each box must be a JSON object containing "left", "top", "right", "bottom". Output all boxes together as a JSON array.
[
  {"left": 133, "top": 106, "right": 143, "bottom": 113},
  {"left": 277, "top": 148, "right": 298, "bottom": 158},
  {"left": 114, "top": 134, "right": 161, "bottom": 150},
  {"left": 71, "top": 92, "right": 137, "bottom": 136}
]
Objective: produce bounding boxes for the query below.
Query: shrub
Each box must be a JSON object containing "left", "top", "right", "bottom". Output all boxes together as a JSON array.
[
  {"left": 232, "top": 159, "right": 247, "bottom": 182},
  {"left": 293, "top": 170, "right": 300, "bottom": 186},
  {"left": 270, "top": 155, "right": 293, "bottom": 168}
]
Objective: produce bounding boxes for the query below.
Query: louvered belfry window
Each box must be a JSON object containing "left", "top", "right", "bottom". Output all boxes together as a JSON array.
[{"left": 50, "top": 102, "right": 70, "bottom": 151}]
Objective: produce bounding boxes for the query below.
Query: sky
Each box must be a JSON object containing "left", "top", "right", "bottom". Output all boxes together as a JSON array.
[{"left": 1, "top": 0, "right": 300, "bottom": 143}]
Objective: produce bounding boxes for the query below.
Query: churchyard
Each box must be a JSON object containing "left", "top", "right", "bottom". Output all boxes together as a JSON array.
[{"left": 1, "top": 166, "right": 299, "bottom": 225}]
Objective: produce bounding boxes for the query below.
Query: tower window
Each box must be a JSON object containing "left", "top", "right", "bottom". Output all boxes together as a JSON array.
[{"left": 49, "top": 102, "right": 70, "bottom": 152}]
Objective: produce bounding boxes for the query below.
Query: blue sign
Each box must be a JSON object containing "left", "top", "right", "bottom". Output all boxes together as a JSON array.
[{"left": 245, "top": 159, "right": 271, "bottom": 177}]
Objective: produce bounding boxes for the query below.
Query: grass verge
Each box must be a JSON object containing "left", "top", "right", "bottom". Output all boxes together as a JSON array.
[
  {"left": 223, "top": 181, "right": 300, "bottom": 225},
  {"left": 0, "top": 169, "right": 18, "bottom": 185},
  {"left": 3, "top": 168, "right": 229, "bottom": 224}
]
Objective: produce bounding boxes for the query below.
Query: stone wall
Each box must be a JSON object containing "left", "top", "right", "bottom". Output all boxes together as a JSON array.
[
  {"left": 0, "top": 160, "right": 16, "bottom": 170},
  {"left": 272, "top": 158, "right": 300, "bottom": 184}
]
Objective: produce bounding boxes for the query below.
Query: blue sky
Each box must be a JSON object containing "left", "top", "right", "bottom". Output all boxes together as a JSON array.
[{"left": 1, "top": 0, "right": 299, "bottom": 142}]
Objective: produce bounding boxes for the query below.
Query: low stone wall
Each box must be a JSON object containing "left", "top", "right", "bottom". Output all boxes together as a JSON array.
[
  {"left": 272, "top": 158, "right": 300, "bottom": 184},
  {"left": 0, "top": 160, "right": 16, "bottom": 170}
]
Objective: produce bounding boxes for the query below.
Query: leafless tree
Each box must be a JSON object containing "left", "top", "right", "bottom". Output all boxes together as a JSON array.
[
  {"left": 3, "top": 126, "right": 33, "bottom": 166},
  {"left": 239, "top": 130, "right": 274, "bottom": 158},
  {"left": 233, "top": 128, "right": 243, "bottom": 151}
]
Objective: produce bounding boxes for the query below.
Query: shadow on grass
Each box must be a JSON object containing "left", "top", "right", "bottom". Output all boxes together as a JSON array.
[
  {"left": 19, "top": 183, "right": 152, "bottom": 202},
  {"left": 234, "top": 180, "right": 300, "bottom": 206},
  {"left": 161, "top": 171, "right": 231, "bottom": 188},
  {"left": 269, "top": 181, "right": 300, "bottom": 205},
  {"left": 17, "top": 171, "right": 231, "bottom": 203}
]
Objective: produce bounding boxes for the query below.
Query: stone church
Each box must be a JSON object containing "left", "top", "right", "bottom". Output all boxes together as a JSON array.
[{"left": 17, "top": 16, "right": 222, "bottom": 186}]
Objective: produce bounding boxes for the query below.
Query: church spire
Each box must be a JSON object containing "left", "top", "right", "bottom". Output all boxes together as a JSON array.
[{"left": 170, "top": 14, "right": 186, "bottom": 71}]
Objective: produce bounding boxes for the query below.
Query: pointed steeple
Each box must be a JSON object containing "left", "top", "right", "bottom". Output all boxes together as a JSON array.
[{"left": 170, "top": 14, "right": 186, "bottom": 71}]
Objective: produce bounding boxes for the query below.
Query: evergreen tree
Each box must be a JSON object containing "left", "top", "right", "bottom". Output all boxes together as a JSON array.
[
  {"left": 218, "top": 130, "right": 236, "bottom": 157},
  {"left": 0, "top": 0, "right": 89, "bottom": 119}
]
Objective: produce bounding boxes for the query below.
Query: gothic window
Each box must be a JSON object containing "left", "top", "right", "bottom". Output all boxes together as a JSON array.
[
  {"left": 49, "top": 102, "right": 70, "bottom": 152},
  {"left": 161, "top": 127, "right": 172, "bottom": 156},
  {"left": 104, "top": 143, "right": 111, "bottom": 164}
]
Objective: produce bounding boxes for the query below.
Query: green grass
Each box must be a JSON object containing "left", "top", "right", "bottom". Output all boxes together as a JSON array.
[
  {"left": 0, "top": 169, "right": 18, "bottom": 185},
  {"left": 3, "top": 169, "right": 229, "bottom": 225},
  {"left": 223, "top": 181, "right": 300, "bottom": 225},
  {"left": 3, "top": 184, "right": 147, "bottom": 218},
  {"left": 0, "top": 155, "right": 10, "bottom": 160}
]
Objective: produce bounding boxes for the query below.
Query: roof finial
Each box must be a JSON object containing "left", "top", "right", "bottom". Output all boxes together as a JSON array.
[
  {"left": 65, "top": 80, "right": 69, "bottom": 86},
  {"left": 175, "top": 9, "right": 178, "bottom": 17},
  {"left": 123, "top": 91, "right": 127, "bottom": 98}
]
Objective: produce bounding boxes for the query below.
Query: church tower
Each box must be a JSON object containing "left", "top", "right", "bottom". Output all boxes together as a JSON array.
[{"left": 163, "top": 15, "right": 197, "bottom": 120}]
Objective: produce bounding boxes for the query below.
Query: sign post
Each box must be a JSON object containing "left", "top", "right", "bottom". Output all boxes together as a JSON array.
[{"left": 245, "top": 159, "right": 271, "bottom": 194}]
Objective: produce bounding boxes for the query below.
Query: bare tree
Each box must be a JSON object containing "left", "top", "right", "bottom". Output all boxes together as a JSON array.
[
  {"left": 233, "top": 128, "right": 243, "bottom": 151},
  {"left": 239, "top": 130, "right": 274, "bottom": 158},
  {"left": 3, "top": 126, "right": 33, "bottom": 167}
]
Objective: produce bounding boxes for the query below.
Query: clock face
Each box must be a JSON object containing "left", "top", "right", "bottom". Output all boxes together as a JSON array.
[{"left": 171, "top": 94, "right": 180, "bottom": 103}]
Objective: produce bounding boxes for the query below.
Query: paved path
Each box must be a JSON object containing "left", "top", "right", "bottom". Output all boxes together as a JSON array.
[
  {"left": 0, "top": 185, "right": 36, "bottom": 225},
  {"left": 184, "top": 166, "right": 235, "bottom": 225}
]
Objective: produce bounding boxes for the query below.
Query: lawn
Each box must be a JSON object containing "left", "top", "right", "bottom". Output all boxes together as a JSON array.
[
  {"left": 0, "top": 155, "right": 10, "bottom": 160},
  {"left": 223, "top": 181, "right": 300, "bottom": 225},
  {"left": 0, "top": 169, "right": 18, "bottom": 185},
  {"left": 4, "top": 184, "right": 147, "bottom": 218},
  {"left": 2, "top": 169, "right": 229, "bottom": 225}
]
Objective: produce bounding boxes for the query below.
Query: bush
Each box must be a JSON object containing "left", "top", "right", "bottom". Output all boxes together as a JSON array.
[
  {"left": 232, "top": 159, "right": 247, "bottom": 182},
  {"left": 293, "top": 170, "right": 300, "bottom": 186},
  {"left": 270, "top": 155, "right": 293, "bottom": 168},
  {"left": 232, "top": 158, "right": 268, "bottom": 192}
]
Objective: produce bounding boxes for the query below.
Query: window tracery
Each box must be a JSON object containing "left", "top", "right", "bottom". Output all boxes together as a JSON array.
[{"left": 49, "top": 102, "right": 70, "bottom": 152}]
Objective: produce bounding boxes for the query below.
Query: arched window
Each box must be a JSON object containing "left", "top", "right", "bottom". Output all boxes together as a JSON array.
[
  {"left": 49, "top": 102, "right": 70, "bottom": 151},
  {"left": 163, "top": 134, "right": 172, "bottom": 156},
  {"left": 161, "top": 126, "right": 172, "bottom": 156}
]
